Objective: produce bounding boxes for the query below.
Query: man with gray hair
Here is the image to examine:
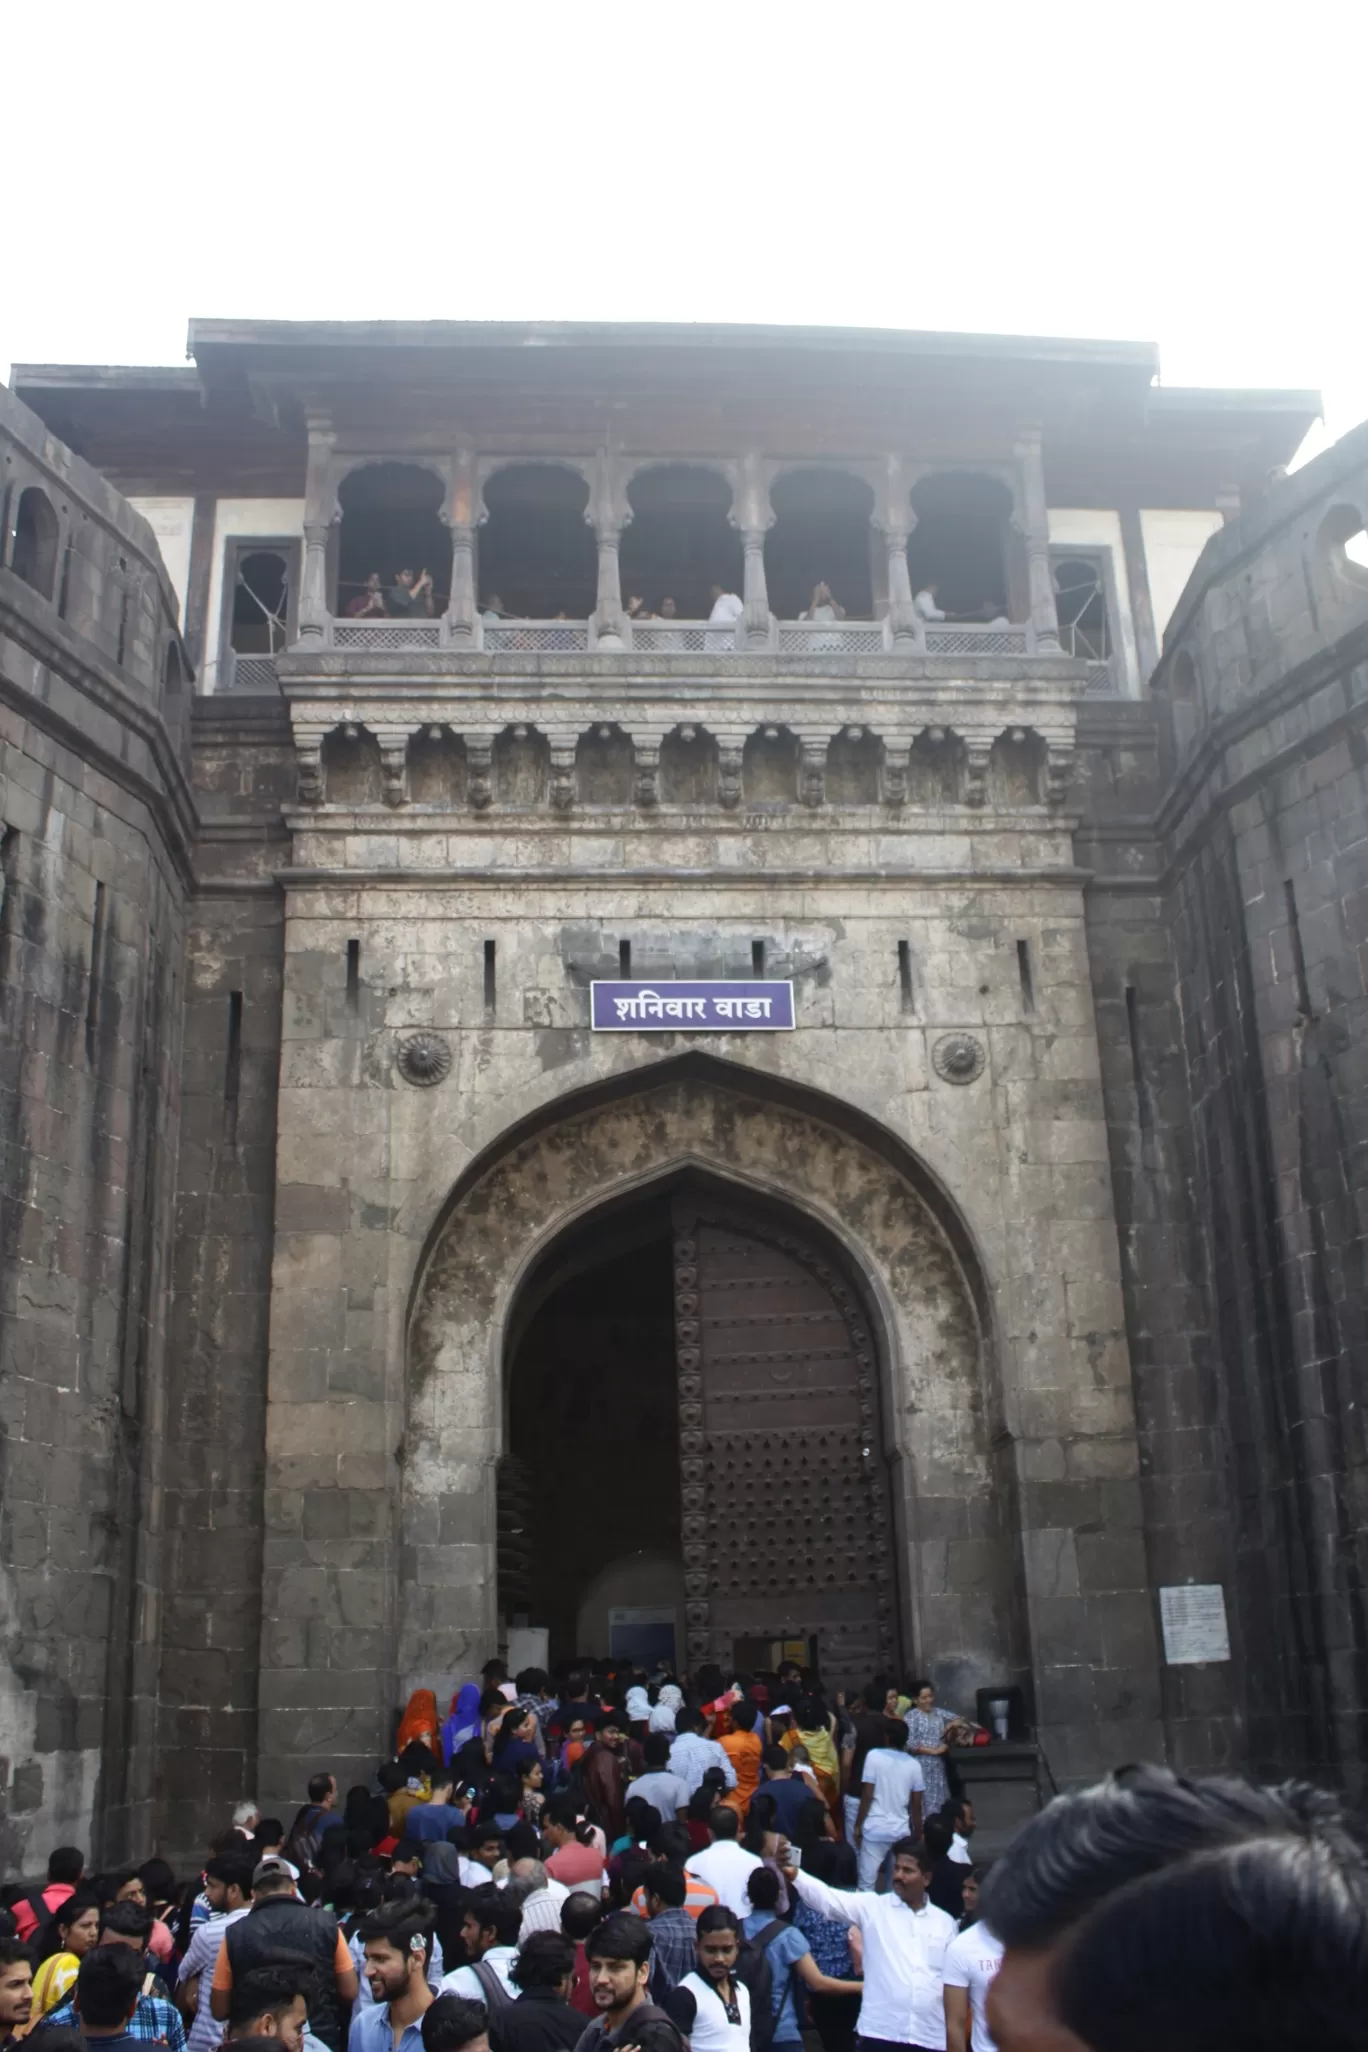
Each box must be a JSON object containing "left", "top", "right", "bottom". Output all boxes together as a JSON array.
[
  {"left": 508, "top": 1860, "right": 570, "bottom": 1941},
  {"left": 232, "top": 1803, "right": 260, "bottom": 1839}
]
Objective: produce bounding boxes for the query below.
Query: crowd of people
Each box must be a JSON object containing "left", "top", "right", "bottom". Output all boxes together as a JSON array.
[{"left": 1, "top": 1656, "right": 1365, "bottom": 2052}]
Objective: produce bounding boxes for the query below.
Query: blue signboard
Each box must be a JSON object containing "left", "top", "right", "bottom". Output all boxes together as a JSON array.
[{"left": 591, "top": 980, "right": 795, "bottom": 1031}]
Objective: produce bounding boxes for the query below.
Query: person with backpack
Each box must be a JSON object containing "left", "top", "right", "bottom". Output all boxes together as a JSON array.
[
  {"left": 663, "top": 1907, "right": 751, "bottom": 2052},
  {"left": 740, "top": 1869, "right": 860, "bottom": 2052},
  {"left": 284, "top": 1777, "right": 344, "bottom": 1874},
  {"left": 435, "top": 1886, "right": 519, "bottom": 2015},
  {"left": 576, "top": 1913, "right": 683, "bottom": 2052},
  {"left": 211, "top": 1857, "right": 358, "bottom": 2052},
  {"left": 13, "top": 1849, "right": 84, "bottom": 1944}
]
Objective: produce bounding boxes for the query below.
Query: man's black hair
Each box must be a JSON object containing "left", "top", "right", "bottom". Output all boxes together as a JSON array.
[
  {"left": 227, "top": 1966, "right": 309, "bottom": 2035},
  {"left": 75, "top": 1945, "right": 144, "bottom": 2029},
  {"left": 48, "top": 1848, "right": 85, "bottom": 1888},
  {"left": 653, "top": 1823, "right": 691, "bottom": 1867},
  {"left": 422, "top": 1996, "right": 489, "bottom": 2052},
  {"left": 206, "top": 1853, "right": 257, "bottom": 1896},
  {"left": 642, "top": 1863, "right": 685, "bottom": 1910},
  {"left": 922, "top": 1816, "right": 954, "bottom": 1860},
  {"left": 560, "top": 1893, "right": 603, "bottom": 1942},
  {"left": 393, "top": 1840, "right": 423, "bottom": 1867},
  {"left": 745, "top": 1866, "right": 781, "bottom": 1912},
  {"left": 642, "top": 1734, "right": 670, "bottom": 1769},
  {"left": 0, "top": 1937, "right": 30, "bottom": 1972},
  {"left": 673, "top": 1706, "right": 704, "bottom": 1736},
  {"left": 514, "top": 1668, "right": 550, "bottom": 1696},
  {"left": 137, "top": 1859, "right": 175, "bottom": 1905},
  {"left": 481, "top": 1659, "right": 508, "bottom": 1682},
  {"left": 761, "top": 1746, "right": 789, "bottom": 1774},
  {"left": 694, "top": 1905, "right": 740, "bottom": 1938},
  {"left": 99, "top": 1899, "right": 154, "bottom": 1942},
  {"left": 584, "top": 1909, "right": 652, "bottom": 1966},
  {"left": 708, "top": 1807, "right": 739, "bottom": 1841},
  {"left": 463, "top": 1885, "right": 522, "bottom": 1950},
  {"left": 890, "top": 1837, "right": 932, "bottom": 1870},
  {"left": 306, "top": 1773, "right": 334, "bottom": 1806},
  {"left": 503, "top": 1821, "right": 539, "bottom": 1863},
  {"left": 881, "top": 1716, "right": 909, "bottom": 1750},
  {"left": 623, "top": 1800, "right": 661, "bottom": 1844},
  {"left": 980, "top": 1766, "right": 1368, "bottom": 2052},
  {"left": 357, "top": 1894, "right": 436, "bottom": 1965},
  {"left": 728, "top": 1700, "right": 759, "bottom": 1734},
  {"left": 939, "top": 1795, "right": 970, "bottom": 1828},
  {"left": 509, "top": 1931, "right": 576, "bottom": 1990}
]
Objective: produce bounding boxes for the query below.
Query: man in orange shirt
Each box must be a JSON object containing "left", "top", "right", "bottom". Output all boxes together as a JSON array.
[{"left": 718, "top": 1701, "right": 763, "bottom": 1822}]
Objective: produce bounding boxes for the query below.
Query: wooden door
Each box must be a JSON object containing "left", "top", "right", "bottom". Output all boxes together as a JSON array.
[{"left": 672, "top": 1191, "right": 898, "bottom": 1685}]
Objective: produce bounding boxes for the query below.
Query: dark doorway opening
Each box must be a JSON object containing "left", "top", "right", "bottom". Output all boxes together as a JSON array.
[{"left": 502, "top": 1198, "right": 682, "bottom": 1665}]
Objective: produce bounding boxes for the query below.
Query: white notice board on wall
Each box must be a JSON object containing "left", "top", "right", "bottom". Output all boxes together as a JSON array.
[{"left": 1159, "top": 1584, "right": 1231, "bottom": 1664}]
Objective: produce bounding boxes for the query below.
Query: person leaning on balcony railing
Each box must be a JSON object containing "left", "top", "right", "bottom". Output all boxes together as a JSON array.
[
  {"left": 626, "top": 595, "right": 655, "bottom": 622},
  {"left": 707, "top": 584, "right": 744, "bottom": 631},
  {"left": 387, "top": 567, "right": 435, "bottom": 617},
  {"left": 344, "top": 571, "right": 388, "bottom": 618},
  {"left": 913, "top": 581, "right": 946, "bottom": 621}
]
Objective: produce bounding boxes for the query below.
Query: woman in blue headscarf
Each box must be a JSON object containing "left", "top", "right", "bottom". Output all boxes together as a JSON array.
[{"left": 443, "top": 1682, "right": 482, "bottom": 1766}]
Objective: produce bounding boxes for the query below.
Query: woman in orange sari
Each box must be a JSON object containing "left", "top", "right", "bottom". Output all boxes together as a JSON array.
[{"left": 396, "top": 1687, "right": 440, "bottom": 1755}]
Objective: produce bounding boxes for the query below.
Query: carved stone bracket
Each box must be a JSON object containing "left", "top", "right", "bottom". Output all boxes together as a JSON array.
[
  {"left": 963, "top": 739, "right": 993, "bottom": 808},
  {"left": 464, "top": 734, "right": 493, "bottom": 811},
  {"left": 294, "top": 727, "right": 326, "bottom": 805},
  {"left": 374, "top": 727, "right": 412, "bottom": 808},
  {"left": 632, "top": 734, "right": 663, "bottom": 809},
  {"left": 718, "top": 740, "right": 743, "bottom": 811},
  {"left": 796, "top": 733, "right": 828, "bottom": 809},
  {"left": 547, "top": 733, "right": 578, "bottom": 812}
]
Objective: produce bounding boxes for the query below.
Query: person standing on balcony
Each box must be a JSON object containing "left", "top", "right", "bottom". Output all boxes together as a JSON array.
[
  {"left": 801, "top": 581, "right": 846, "bottom": 622},
  {"left": 913, "top": 582, "right": 945, "bottom": 620},
  {"left": 707, "top": 584, "right": 744, "bottom": 636},
  {"left": 345, "top": 572, "right": 387, "bottom": 618},
  {"left": 388, "top": 568, "right": 434, "bottom": 617}
]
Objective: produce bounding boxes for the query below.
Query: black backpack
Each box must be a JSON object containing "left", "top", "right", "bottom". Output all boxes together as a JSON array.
[
  {"left": 470, "top": 1960, "right": 514, "bottom": 2018},
  {"left": 735, "top": 1920, "right": 786, "bottom": 2052}
]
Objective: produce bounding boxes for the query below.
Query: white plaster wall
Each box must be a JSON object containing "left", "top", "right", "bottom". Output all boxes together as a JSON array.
[
  {"left": 1140, "top": 509, "right": 1224, "bottom": 646},
  {"left": 203, "top": 499, "right": 305, "bottom": 693},
  {"left": 1047, "top": 509, "right": 1140, "bottom": 695},
  {"left": 126, "top": 497, "right": 194, "bottom": 626}
]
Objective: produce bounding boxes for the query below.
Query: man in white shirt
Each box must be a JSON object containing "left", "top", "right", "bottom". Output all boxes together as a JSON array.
[
  {"left": 628, "top": 1735, "right": 691, "bottom": 1821},
  {"left": 707, "top": 585, "right": 744, "bottom": 633},
  {"left": 436, "top": 1888, "right": 520, "bottom": 2006},
  {"left": 943, "top": 1798, "right": 974, "bottom": 1866},
  {"left": 942, "top": 1921, "right": 1002, "bottom": 2052},
  {"left": 914, "top": 585, "right": 946, "bottom": 621},
  {"left": 781, "top": 1837, "right": 956, "bottom": 2052},
  {"left": 855, "top": 1719, "right": 926, "bottom": 1892},
  {"left": 685, "top": 1808, "right": 763, "bottom": 1920},
  {"left": 668, "top": 1708, "right": 737, "bottom": 1795}
]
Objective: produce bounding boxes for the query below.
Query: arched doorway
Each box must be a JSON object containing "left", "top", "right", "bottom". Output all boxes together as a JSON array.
[
  {"left": 501, "top": 1176, "right": 900, "bottom": 1680},
  {"left": 405, "top": 1062, "right": 1018, "bottom": 1710}
]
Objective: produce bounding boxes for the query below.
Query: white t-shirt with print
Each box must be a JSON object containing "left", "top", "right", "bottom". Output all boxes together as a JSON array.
[{"left": 942, "top": 1922, "right": 1004, "bottom": 2052}]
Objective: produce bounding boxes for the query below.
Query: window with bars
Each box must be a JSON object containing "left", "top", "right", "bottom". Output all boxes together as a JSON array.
[{"left": 1051, "top": 552, "right": 1113, "bottom": 661}]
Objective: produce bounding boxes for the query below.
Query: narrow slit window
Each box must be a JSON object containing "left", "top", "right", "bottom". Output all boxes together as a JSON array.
[
  {"left": 1017, "top": 938, "right": 1035, "bottom": 1014},
  {"left": 898, "top": 939, "right": 914, "bottom": 1014},
  {"left": 346, "top": 938, "right": 361, "bottom": 1011},
  {"left": 1284, "top": 880, "right": 1313, "bottom": 1016},
  {"left": 752, "top": 939, "right": 766, "bottom": 976},
  {"left": 619, "top": 938, "right": 632, "bottom": 976},
  {"left": 484, "top": 938, "right": 497, "bottom": 1014},
  {"left": 86, "top": 880, "right": 107, "bottom": 1059},
  {"left": 224, "top": 991, "right": 243, "bottom": 1143},
  {"left": 1124, "top": 983, "right": 1149, "bottom": 1125}
]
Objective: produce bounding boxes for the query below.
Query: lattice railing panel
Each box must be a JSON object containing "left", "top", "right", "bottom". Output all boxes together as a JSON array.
[
  {"left": 484, "top": 622, "right": 590, "bottom": 652},
  {"left": 632, "top": 622, "right": 739, "bottom": 653},
  {"left": 333, "top": 620, "right": 443, "bottom": 650},
  {"left": 923, "top": 626, "right": 1029, "bottom": 655},
  {"left": 229, "top": 653, "right": 279, "bottom": 692},
  {"left": 776, "top": 622, "right": 888, "bottom": 654}
]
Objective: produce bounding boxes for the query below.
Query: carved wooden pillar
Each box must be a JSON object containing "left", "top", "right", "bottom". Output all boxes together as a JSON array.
[
  {"left": 1016, "top": 429, "right": 1061, "bottom": 652},
  {"left": 877, "top": 457, "right": 924, "bottom": 650},
  {"left": 588, "top": 449, "right": 628, "bottom": 648},
  {"left": 445, "top": 448, "right": 479, "bottom": 646},
  {"left": 297, "top": 416, "right": 337, "bottom": 642},
  {"left": 464, "top": 734, "right": 493, "bottom": 810},
  {"left": 734, "top": 453, "right": 775, "bottom": 648}
]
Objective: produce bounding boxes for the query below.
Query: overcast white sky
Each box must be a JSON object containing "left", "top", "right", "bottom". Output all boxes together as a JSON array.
[{"left": 5, "top": 0, "right": 1365, "bottom": 465}]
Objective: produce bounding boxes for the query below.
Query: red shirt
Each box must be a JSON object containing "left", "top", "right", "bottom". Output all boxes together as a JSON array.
[
  {"left": 14, "top": 1883, "right": 74, "bottom": 1941},
  {"left": 569, "top": 1943, "right": 597, "bottom": 2018},
  {"left": 546, "top": 1841, "right": 605, "bottom": 1892}
]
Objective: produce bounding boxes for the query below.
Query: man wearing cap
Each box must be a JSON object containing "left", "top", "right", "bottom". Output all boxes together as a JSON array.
[{"left": 211, "top": 1859, "right": 357, "bottom": 2052}]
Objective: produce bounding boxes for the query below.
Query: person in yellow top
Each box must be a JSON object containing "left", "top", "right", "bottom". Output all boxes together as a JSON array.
[{"left": 29, "top": 1891, "right": 100, "bottom": 2023}]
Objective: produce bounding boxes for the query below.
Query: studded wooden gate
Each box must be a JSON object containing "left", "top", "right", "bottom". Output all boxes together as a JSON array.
[{"left": 672, "top": 1192, "right": 898, "bottom": 1683}]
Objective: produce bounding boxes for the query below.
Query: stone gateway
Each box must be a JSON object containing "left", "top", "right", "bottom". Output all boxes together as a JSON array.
[{"left": 0, "top": 319, "right": 1365, "bottom": 1872}]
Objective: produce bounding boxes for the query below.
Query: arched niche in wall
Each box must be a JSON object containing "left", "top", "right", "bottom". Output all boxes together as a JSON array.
[{"left": 12, "top": 486, "right": 59, "bottom": 600}]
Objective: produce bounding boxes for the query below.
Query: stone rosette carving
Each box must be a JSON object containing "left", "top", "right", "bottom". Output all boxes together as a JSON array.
[
  {"left": 395, "top": 1031, "right": 452, "bottom": 1088},
  {"left": 932, "top": 1032, "right": 986, "bottom": 1086}
]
